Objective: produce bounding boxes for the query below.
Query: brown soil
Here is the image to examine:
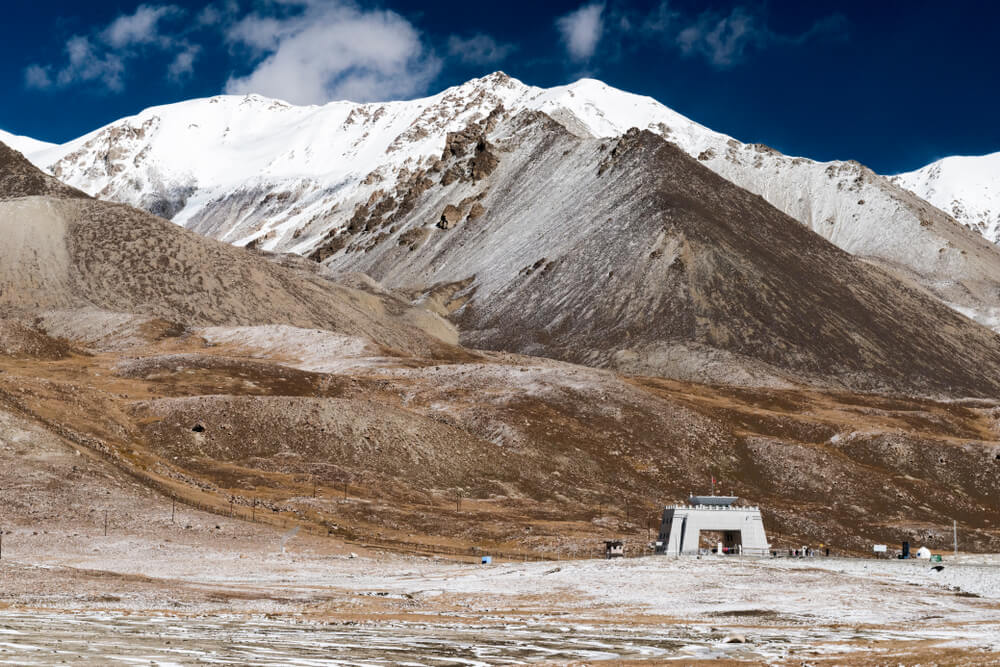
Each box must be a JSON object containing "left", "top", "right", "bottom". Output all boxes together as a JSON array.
[{"left": 1, "top": 324, "right": 998, "bottom": 559}]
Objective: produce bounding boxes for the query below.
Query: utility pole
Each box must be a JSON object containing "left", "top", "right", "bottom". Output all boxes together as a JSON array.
[
  {"left": 954, "top": 520, "right": 958, "bottom": 556},
  {"left": 104, "top": 510, "right": 108, "bottom": 537},
  {"left": 252, "top": 498, "right": 256, "bottom": 522},
  {"left": 171, "top": 498, "right": 175, "bottom": 524}
]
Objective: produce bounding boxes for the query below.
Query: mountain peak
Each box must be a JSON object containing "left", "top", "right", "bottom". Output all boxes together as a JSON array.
[
  {"left": 894, "top": 150, "right": 1000, "bottom": 243},
  {"left": 479, "top": 70, "right": 512, "bottom": 84}
]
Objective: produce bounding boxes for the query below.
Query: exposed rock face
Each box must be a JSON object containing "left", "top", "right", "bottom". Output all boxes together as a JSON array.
[
  {"left": 439, "top": 116, "right": 502, "bottom": 184},
  {"left": 320, "top": 112, "right": 1000, "bottom": 398},
  {"left": 467, "top": 202, "right": 486, "bottom": 221}
]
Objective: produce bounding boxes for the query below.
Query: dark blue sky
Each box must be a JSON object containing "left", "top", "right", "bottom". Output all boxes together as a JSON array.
[{"left": 1, "top": 0, "right": 997, "bottom": 173}]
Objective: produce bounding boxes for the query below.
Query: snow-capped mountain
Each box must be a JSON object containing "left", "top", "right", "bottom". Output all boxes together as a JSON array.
[
  {"left": 893, "top": 151, "right": 1000, "bottom": 243},
  {"left": 0, "top": 129, "right": 54, "bottom": 156},
  {"left": 12, "top": 72, "right": 1000, "bottom": 330}
]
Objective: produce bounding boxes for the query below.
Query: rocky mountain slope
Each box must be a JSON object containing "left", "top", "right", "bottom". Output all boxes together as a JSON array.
[
  {"left": 314, "top": 111, "right": 1000, "bottom": 397},
  {"left": 0, "top": 141, "right": 86, "bottom": 202},
  {"left": 894, "top": 151, "right": 1000, "bottom": 246},
  {"left": 17, "top": 73, "right": 1000, "bottom": 331}
]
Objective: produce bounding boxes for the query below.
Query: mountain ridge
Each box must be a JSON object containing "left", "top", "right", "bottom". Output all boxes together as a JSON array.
[
  {"left": 0, "top": 141, "right": 459, "bottom": 360},
  {"left": 12, "top": 72, "right": 1000, "bottom": 334},
  {"left": 0, "top": 129, "right": 54, "bottom": 156}
]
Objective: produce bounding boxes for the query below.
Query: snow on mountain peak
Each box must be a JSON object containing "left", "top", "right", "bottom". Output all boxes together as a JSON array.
[
  {"left": 893, "top": 151, "right": 1000, "bottom": 243},
  {"left": 0, "top": 129, "right": 55, "bottom": 156}
]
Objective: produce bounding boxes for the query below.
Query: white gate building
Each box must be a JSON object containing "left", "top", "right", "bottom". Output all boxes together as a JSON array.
[{"left": 656, "top": 496, "right": 770, "bottom": 556}]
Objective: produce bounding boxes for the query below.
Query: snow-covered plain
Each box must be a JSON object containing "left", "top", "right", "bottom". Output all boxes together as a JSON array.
[{"left": 2, "top": 528, "right": 1000, "bottom": 665}]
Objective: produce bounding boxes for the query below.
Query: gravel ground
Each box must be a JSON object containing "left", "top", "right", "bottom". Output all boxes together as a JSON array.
[{"left": 2, "top": 535, "right": 1000, "bottom": 665}]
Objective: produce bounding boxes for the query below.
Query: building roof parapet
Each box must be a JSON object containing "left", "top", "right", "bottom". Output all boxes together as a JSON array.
[{"left": 664, "top": 504, "right": 760, "bottom": 511}]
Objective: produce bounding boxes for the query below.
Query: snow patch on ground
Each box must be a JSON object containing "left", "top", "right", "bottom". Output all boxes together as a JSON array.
[
  {"left": 2, "top": 552, "right": 1000, "bottom": 664},
  {"left": 197, "top": 325, "right": 377, "bottom": 373}
]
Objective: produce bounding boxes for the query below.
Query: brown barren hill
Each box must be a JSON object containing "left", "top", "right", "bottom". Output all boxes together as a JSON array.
[
  {"left": 0, "top": 142, "right": 458, "bottom": 358},
  {"left": 0, "top": 141, "right": 86, "bottom": 201}
]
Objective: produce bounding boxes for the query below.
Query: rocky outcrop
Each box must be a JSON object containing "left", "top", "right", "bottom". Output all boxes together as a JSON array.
[{"left": 467, "top": 202, "right": 486, "bottom": 221}]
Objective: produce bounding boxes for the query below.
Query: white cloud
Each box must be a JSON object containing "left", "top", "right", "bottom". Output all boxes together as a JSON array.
[
  {"left": 641, "top": 2, "right": 678, "bottom": 35},
  {"left": 225, "top": 15, "right": 285, "bottom": 52},
  {"left": 196, "top": 1, "right": 239, "bottom": 27},
  {"left": 102, "top": 4, "right": 178, "bottom": 49},
  {"left": 24, "top": 65, "right": 53, "bottom": 90},
  {"left": 23, "top": 0, "right": 440, "bottom": 102},
  {"left": 168, "top": 44, "right": 202, "bottom": 81},
  {"left": 556, "top": 2, "right": 605, "bottom": 62},
  {"left": 224, "top": 1, "right": 441, "bottom": 104},
  {"left": 447, "top": 33, "right": 516, "bottom": 66},
  {"left": 23, "top": 3, "right": 191, "bottom": 92},
  {"left": 676, "top": 7, "right": 760, "bottom": 67},
  {"left": 30, "top": 35, "right": 128, "bottom": 92}
]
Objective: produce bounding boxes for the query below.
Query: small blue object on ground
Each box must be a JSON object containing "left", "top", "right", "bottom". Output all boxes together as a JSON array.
[{"left": 481, "top": 556, "right": 492, "bottom": 565}]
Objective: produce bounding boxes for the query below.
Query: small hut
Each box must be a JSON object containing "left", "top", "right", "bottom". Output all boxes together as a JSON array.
[{"left": 604, "top": 540, "right": 624, "bottom": 559}]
